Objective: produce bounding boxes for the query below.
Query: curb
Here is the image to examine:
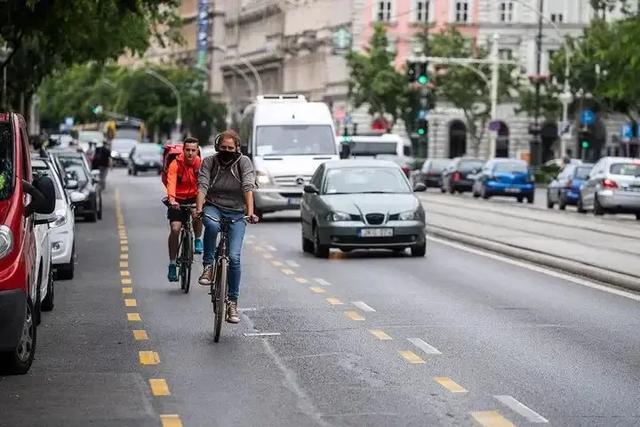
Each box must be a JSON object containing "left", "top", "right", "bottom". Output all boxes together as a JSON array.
[{"left": 427, "top": 224, "right": 640, "bottom": 293}]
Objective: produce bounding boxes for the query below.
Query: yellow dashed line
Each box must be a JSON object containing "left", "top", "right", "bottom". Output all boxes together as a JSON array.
[
  {"left": 281, "top": 268, "right": 294, "bottom": 275},
  {"left": 271, "top": 260, "right": 283, "bottom": 267},
  {"left": 369, "top": 329, "right": 393, "bottom": 340},
  {"left": 122, "top": 287, "right": 133, "bottom": 295},
  {"left": 133, "top": 330, "right": 148, "bottom": 340},
  {"left": 149, "top": 379, "right": 171, "bottom": 396},
  {"left": 294, "top": 277, "right": 308, "bottom": 284},
  {"left": 470, "top": 411, "right": 515, "bottom": 427},
  {"left": 160, "top": 414, "right": 183, "bottom": 427},
  {"left": 120, "top": 240, "right": 128, "bottom": 245},
  {"left": 326, "top": 298, "right": 343, "bottom": 305},
  {"left": 120, "top": 261, "right": 129, "bottom": 268},
  {"left": 124, "top": 298, "right": 137, "bottom": 307},
  {"left": 120, "top": 254, "right": 128, "bottom": 260},
  {"left": 309, "top": 286, "right": 326, "bottom": 294},
  {"left": 434, "top": 377, "right": 468, "bottom": 393},
  {"left": 398, "top": 350, "right": 425, "bottom": 364},
  {"left": 139, "top": 351, "right": 160, "bottom": 365},
  {"left": 345, "top": 310, "right": 365, "bottom": 321},
  {"left": 254, "top": 246, "right": 265, "bottom": 252},
  {"left": 120, "top": 246, "right": 128, "bottom": 253},
  {"left": 121, "top": 278, "right": 132, "bottom": 285},
  {"left": 120, "top": 270, "right": 130, "bottom": 277},
  {"left": 127, "top": 313, "right": 141, "bottom": 322}
]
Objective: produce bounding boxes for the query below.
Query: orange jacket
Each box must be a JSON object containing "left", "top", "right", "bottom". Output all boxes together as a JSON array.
[{"left": 166, "top": 153, "right": 201, "bottom": 202}]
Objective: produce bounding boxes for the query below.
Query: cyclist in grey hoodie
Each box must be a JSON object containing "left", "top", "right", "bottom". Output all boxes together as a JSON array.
[{"left": 196, "top": 129, "right": 259, "bottom": 323}]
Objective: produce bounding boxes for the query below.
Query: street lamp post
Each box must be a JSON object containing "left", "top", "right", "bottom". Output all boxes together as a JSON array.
[
  {"left": 145, "top": 69, "right": 182, "bottom": 139},
  {"left": 489, "top": 33, "right": 500, "bottom": 160}
]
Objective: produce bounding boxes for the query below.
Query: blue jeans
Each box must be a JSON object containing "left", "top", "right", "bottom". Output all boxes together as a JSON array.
[{"left": 202, "top": 204, "right": 246, "bottom": 301}]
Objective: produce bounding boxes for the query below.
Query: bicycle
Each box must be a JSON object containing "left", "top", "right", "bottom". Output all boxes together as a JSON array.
[
  {"left": 163, "top": 199, "right": 196, "bottom": 294},
  {"left": 202, "top": 213, "right": 249, "bottom": 342}
]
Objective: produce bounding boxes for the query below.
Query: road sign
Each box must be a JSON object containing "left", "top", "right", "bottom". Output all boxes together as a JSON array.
[
  {"left": 417, "top": 110, "right": 427, "bottom": 120},
  {"left": 621, "top": 123, "right": 633, "bottom": 142},
  {"left": 580, "top": 109, "right": 596, "bottom": 126},
  {"left": 332, "top": 27, "right": 352, "bottom": 55},
  {"left": 196, "top": 0, "right": 209, "bottom": 68}
]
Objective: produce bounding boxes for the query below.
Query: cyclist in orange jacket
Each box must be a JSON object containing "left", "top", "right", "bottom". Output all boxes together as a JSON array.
[{"left": 166, "top": 137, "right": 203, "bottom": 282}]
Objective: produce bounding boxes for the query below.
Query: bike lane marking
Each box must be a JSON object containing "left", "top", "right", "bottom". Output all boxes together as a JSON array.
[
  {"left": 352, "top": 301, "right": 376, "bottom": 312},
  {"left": 160, "top": 414, "right": 183, "bottom": 427},
  {"left": 149, "top": 379, "right": 171, "bottom": 397},
  {"left": 494, "top": 395, "right": 548, "bottom": 423},
  {"left": 408, "top": 338, "right": 442, "bottom": 355}
]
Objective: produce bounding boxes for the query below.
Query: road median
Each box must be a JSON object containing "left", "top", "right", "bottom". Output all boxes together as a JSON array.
[{"left": 427, "top": 223, "right": 640, "bottom": 293}]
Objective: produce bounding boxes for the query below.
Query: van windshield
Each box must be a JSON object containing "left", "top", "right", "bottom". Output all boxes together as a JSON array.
[
  {"left": 256, "top": 125, "right": 336, "bottom": 156},
  {"left": 351, "top": 141, "right": 398, "bottom": 157},
  {"left": 0, "top": 121, "right": 14, "bottom": 201}
]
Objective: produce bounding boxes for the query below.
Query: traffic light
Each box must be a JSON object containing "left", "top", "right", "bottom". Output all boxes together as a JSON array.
[
  {"left": 417, "top": 62, "right": 429, "bottom": 85},
  {"left": 407, "top": 61, "right": 417, "bottom": 83},
  {"left": 416, "top": 118, "right": 428, "bottom": 136},
  {"left": 91, "top": 105, "right": 103, "bottom": 115},
  {"left": 581, "top": 140, "right": 590, "bottom": 149}
]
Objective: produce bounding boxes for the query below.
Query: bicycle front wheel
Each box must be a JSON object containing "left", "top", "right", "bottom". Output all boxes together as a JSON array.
[
  {"left": 180, "top": 232, "right": 193, "bottom": 294},
  {"left": 212, "top": 258, "right": 228, "bottom": 343}
]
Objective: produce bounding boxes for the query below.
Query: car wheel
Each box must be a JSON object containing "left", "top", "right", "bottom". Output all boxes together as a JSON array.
[
  {"left": 85, "top": 210, "right": 97, "bottom": 222},
  {"left": 558, "top": 193, "right": 567, "bottom": 210},
  {"left": 526, "top": 193, "right": 534, "bottom": 204},
  {"left": 448, "top": 184, "right": 455, "bottom": 194},
  {"left": 546, "top": 190, "right": 554, "bottom": 209},
  {"left": 127, "top": 167, "right": 132, "bottom": 175},
  {"left": 133, "top": 167, "right": 138, "bottom": 176},
  {"left": 0, "top": 298, "right": 36, "bottom": 375},
  {"left": 301, "top": 232, "right": 314, "bottom": 253},
  {"left": 57, "top": 247, "right": 75, "bottom": 280},
  {"left": 312, "top": 225, "right": 329, "bottom": 258},
  {"left": 577, "top": 197, "right": 587, "bottom": 214},
  {"left": 593, "top": 194, "right": 605, "bottom": 216},
  {"left": 440, "top": 187, "right": 446, "bottom": 193},
  {"left": 472, "top": 187, "right": 480, "bottom": 198},
  {"left": 41, "top": 269, "right": 54, "bottom": 312},
  {"left": 481, "top": 185, "right": 490, "bottom": 200},
  {"left": 97, "top": 195, "right": 103, "bottom": 220},
  {"left": 517, "top": 196, "right": 524, "bottom": 203},
  {"left": 410, "top": 241, "right": 426, "bottom": 257},
  {"left": 636, "top": 213, "right": 640, "bottom": 220}
]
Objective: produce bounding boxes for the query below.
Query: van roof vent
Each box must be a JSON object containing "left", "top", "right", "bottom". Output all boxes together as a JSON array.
[{"left": 257, "top": 94, "right": 307, "bottom": 103}]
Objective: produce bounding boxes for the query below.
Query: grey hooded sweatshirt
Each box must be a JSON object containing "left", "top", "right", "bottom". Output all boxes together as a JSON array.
[{"left": 198, "top": 154, "right": 256, "bottom": 212}]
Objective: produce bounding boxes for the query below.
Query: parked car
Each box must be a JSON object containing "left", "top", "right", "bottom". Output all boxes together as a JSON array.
[
  {"left": 547, "top": 163, "right": 594, "bottom": 210},
  {"left": 0, "top": 112, "right": 56, "bottom": 375},
  {"left": 375, "top": 154, "right": 415, "bottom": 177},
  {"left": 419, "top": 158, "right": 451, "bottom": 188},
  {"left": 32, "top": 157, "right": 77, "bottom": 280},
  {"left": 472, "top": 158, "right": 535, "bottom": 203},
  {"left": 110, "top": 138, "right": 137, "bottom": 166},
  {"left": 300, "top": 159, "right": 427, "bottom": 258},
  {"left": 54, "top": 151, "right": 103, "bottom": 222},
  {"left": 578, "top": 157, "right": 640, "bottom": 219},
  {"left": 128, "top": 143, "right": 162, "bottom": 175},
  {"left": 441, "top": 157, "right": 484, "bottom": 194}
]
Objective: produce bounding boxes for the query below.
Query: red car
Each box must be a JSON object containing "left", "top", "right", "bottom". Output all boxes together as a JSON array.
[{"left": 0, "top": 112, "right": 55, "bottom": 374}]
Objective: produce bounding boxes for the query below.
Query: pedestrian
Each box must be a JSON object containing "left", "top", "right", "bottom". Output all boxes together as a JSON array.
[{"left": 92, "top": 136, "right": 112, "bottom": 191}]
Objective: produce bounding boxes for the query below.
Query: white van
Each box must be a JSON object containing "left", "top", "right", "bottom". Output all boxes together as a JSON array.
[
  {"left": 344, "top": 133, "right": 412, "bottom": 158},
  {"left": 239, "top": 95, "right": 339, "bottom": 216}
]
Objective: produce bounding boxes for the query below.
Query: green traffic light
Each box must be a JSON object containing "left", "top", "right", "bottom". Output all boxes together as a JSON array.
[
  {"left": 417, "top": 75, "right": 428, "bottom": 85},
  {"left": 581, "top": 140, "right": 589, "bottom": 149},
  {"left": 417, "top": 128, "right": 426, "bottom": 136}
]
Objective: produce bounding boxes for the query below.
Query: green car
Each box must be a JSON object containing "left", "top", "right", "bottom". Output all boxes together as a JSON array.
[{"left": 301, "top": 160, "right": 427, "bottom": 258}]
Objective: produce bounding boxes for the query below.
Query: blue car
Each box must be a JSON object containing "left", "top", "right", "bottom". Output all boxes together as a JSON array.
[
  {"left": 546, "top": 163, "right": 594, "bottom": 210},
  {"left": 472, "top": 159, "right": 535, "bottom": 203}
]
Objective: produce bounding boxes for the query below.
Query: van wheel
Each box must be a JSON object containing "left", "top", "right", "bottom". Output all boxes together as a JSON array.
[
  {"left": 42, "top": 269, "right": 54, "bottom": 312},
  {"left": 0, "top": 298, "right": 36, "bottom": 375}
]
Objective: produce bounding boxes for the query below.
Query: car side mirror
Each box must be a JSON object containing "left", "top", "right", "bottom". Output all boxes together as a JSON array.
[
  {"left": 24, "top": 177, "right": 56, "bottom": 217},
  {"left": 413, "top": 183, "right": 427, "bottom": 192},
  {"left": 70, "top": 191, "right": 87, "bottom": 204},
  {"left": 340, "top": 143, "right": 351, "bottom": 159},
  {"left": 303, "top": 184, "right": 319, "bottom": 194},
  {"left": 65, "top": 179, "right": 79, "bottom": 190}
]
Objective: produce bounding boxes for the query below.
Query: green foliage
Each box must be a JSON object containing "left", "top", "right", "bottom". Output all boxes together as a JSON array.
[
  {"left": 39, "top": 64, "right": 226, "bottom": 142},
  {"left": 347, "top": 24, "right": 419, "bottom": 131},
  {"left": 0, "top": 0, "right": 181, "bottom": 109}
]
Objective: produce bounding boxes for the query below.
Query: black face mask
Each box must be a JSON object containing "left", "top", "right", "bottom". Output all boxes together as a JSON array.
[{"left": 218, "top": 150, "right": 239, "bottom": 164}]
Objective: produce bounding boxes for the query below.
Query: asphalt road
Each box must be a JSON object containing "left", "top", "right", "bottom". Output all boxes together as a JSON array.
[{"left": 2, "top": 169, "right": 639, "bottom": 427}]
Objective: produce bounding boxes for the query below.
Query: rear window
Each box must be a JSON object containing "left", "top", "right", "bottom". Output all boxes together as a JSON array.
[
  {"left": 459, "top": 160, "right": 483, "bottom": 173},
  {"left": 0, "top": 121, "right": 14, "bottom": 201},
  {"left": 610, "top": 162, "right": 640, "bottom": 176},
  {"left": 575, "top": 166, "right": 592, "bottom": 180}
]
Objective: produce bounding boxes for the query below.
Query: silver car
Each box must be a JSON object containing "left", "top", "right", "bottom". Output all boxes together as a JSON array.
[
  {"left": 578, "top": 157, "right": 640, "bottom": 219},
  {"left": 300, "top": 160, "right": 427, "bottom": 258}
]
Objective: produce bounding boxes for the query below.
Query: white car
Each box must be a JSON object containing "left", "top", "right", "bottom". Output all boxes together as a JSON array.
[
  {"left": 33, "top": 213, "right": 54, "bottom": 317},
  {"left": 32, "top": 158, "right": 77, "bottom": 280}
]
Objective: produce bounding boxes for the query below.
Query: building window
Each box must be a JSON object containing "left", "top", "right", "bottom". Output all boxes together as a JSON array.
[
  {"left": 499, "top": 1, "right": 514, "bottom": 22},
  {"left": 414, "top": 0, "right": 430, "bottom": 23},
  {"left": 550, "top": 13, "right": 563, "bottom": 23},
  {"left": 376, "top": 1, "right": 393, "bottom": 22},
  {"left": 455, "top": 1, "right": 469, "bottom": 23},
  {"left": 499, "top": 49, "right": 513, "bottom": 60}
]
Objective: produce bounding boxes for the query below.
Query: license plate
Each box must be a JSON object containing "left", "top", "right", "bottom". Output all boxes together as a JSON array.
[
  {"left": 359, "top": 228, "right": 393, "bottom": 237},
  {"left": 287, "top": 198, "right": 300, "bottom": 206},
  {"left": 505, "top": 188, "right": 521, "bottom": 193}
]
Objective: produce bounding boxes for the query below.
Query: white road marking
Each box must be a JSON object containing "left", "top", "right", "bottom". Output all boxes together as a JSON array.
[
  {"left": 314, "top": 278, "right": 332, "bottom": 287},
  {"left": 243, "top": 332, "right": 281, "bottom": 337},
  {"left": 266, "top": 245, "right": 278, "bottom": 252},
  {"left": 494, "top": 395, "right": 549, "bottom": 423},
  {"left": 430, "top": 236, "right": 640, "bottom": 303},
  {"left": 352, "top": 301, "right": 376, "bottom": 312},
  {"left": 286, "top": 260, "right": 300, "bottom": 268},
  {"left": 239, "top": 307, "right": 257, "bottom": 312},
  {"left": 407, "top": 338, "right": 441, "bottom": 355}
]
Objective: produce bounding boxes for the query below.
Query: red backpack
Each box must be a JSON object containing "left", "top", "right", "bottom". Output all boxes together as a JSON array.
[{"left": 161, "top": 143, "right": 183, "bottom": 187}]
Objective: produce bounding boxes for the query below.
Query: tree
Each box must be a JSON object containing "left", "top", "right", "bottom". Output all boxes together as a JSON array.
[
  {"left": 424, "top": 27, "right": 518, "bottom": 156},
  {"left": 347, "top": 23, "right": 418, "bottom": 132},
  {"left": 1, "top": 0, "right": 181, "bottom": 110}
]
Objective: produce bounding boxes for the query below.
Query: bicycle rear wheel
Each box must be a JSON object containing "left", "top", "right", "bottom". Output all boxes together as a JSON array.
[
  {"left": 179, "top": 231, "right": 193, "bottom": 294},
  {"left": 212, "top": 258, "right": 228, "bottom": 342}
]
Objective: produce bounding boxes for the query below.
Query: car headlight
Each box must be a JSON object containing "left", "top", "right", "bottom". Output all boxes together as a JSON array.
[
  {"left": 398, "top": 209, "right": 421, "bottom": 221},
  {"left": 326, "top": 211, "right": 352, "bottom": 222},
  {"left": 0, "top": 225, "right": 14, "bottom": 260},
  {"left": 111, "top": 150, "right": 119, "bottom": 158},
  {"left": 52, "top": 209, "right": 67, "bottom": 227},
  {"left": 256, "top": 171, "right": 273, "bottom": 185}
]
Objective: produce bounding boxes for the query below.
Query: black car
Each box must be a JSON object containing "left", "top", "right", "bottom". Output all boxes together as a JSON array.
[
  {"left": 128, "top": 143, "right": 162, "bottom": 175},
  {"left": 441, "top": 157, "right": 484, "bottom": 193},
  {"left": 419, "top": 158, "right": 450, "bottom": 188},
  {"left": 55, "top": 152, "right": 103, "bottom": 222}
]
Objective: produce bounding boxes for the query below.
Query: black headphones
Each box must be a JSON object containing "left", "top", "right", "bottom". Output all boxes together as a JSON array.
[{"left": 214, "top": 133, "right": 241, "bottom": 152}]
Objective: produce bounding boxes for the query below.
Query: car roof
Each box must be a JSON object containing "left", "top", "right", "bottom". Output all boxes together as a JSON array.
[{"left": 323, "top": 159, "right": 400, "bottom": 169}]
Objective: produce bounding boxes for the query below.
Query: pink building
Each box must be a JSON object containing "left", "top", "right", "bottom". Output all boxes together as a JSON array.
[{"left": 357, "top": 0, "right": 480, "bottom": 69}]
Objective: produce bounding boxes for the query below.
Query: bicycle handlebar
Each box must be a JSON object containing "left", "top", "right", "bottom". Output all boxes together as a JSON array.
[{"left": 202, "top": 213, "right": 251, "bottom": 224}]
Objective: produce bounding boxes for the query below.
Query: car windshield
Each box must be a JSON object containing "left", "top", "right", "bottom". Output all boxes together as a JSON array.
[
  {"left": 32, "top": 163, "right": 62, "bottom": 199},
  {"left": 0, "top": 121, "right": 14, "bottom": 200},
  {"left": 459, "top": 160, "right": 484, "bottom": 173},
  {"left": 58, "top": 156, "right": 89, "bottom": 185},
  {"left": 351, "top": 141, "right": 398, "bottom": 157},
  {"left": 324, "top": 166, "right": 411, "bottom": 194},
  {"left": 112, "top": 139, "right": 137, "bottom": 152},
  {"left": 256, "top": 125, "right": 336, "bottom": 156},
  {"left": 610, "top": 162, "right": 640, "bottom": 176},
  {"left": 575, "top": 166, "right": 592, "bottom": 179},
  {"left": 494, "top": 162, "right": 528, "bottom": 173}
]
